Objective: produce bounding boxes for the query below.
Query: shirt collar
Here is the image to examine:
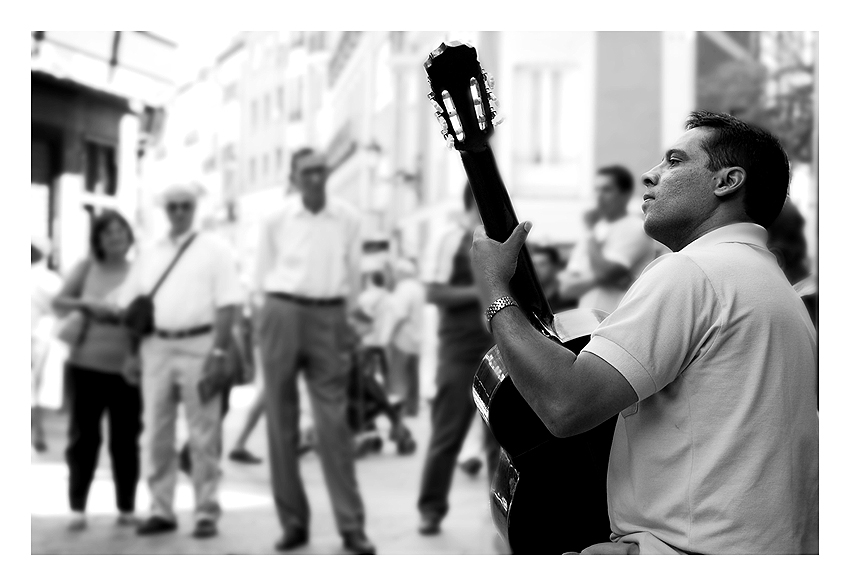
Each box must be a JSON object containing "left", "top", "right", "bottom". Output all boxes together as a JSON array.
[
  {"left": 681, "top": 222, "right": 768, "bottom": 252},
  {"left": 160, "top": 230, "right": 196, "bottom": 248}
]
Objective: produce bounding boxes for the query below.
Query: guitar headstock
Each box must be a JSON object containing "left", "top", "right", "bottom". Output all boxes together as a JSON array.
[{"left": 424, "top": 41, "right": 501, "bottom": 152}]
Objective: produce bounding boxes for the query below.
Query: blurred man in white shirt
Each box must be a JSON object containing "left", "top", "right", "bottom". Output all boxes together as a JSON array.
[{"left": 560, "top": 166, "right": 657, "bottom": 314}]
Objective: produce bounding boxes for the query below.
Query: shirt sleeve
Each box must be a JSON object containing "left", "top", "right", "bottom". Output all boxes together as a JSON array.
[
  {"left": 602, "top": 217, "right": 655, "bottom": 271},
  {"left": 210, "top": 237, "right": 245, "bottom": 308},
  {"left": 421, "top": 227, "right": 464, "bottom": 285},
  {"left": 581, "top": 253, "right": 723, "bottom": 401}
]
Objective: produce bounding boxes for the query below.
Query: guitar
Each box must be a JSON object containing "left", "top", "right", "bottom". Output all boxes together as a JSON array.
[{"left": 424, "top": 41, "right": 617, "bottom": 554}]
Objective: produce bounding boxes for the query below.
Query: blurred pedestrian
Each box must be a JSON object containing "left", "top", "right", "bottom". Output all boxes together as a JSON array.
[
  {"left": 416, "top": 184, "right": 500, "bottom": 536},
  {"left": 228, "top": 334, "right": 266, "bottom": 465},
  {"left": 31, "top": 239, "right": 62, "bottom": 453},
  {"left": 52, "top": 211, "right": 141, "bottom": 531},
  {"left": 559, "top": 166, "right": 656, "bottom": 313},
  {"left": 254, "top": 148, "right": 376, "bottom": 554},
  {"left": 119, "top": 184, "right": 244, "bottom": 539},
  {"left": 378, "top": 258, "right": 425, "bottom": 417},
  {"left": 767, "top": 199, "right": 817, "bottom": 329},
  {"left": 530, "top": 244, "right": 576, "bottom": 313},
  {"left": 352, "top": 271, "right": 391, "bottom": 382}
]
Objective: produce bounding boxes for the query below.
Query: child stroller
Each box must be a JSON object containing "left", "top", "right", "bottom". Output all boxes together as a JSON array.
[{"left": 347, "top": 345, "right": 417, "bottom": 458}]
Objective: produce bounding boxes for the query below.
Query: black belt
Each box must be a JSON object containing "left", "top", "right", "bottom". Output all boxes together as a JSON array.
[
  {"left": 155, "top": 324, "right": 214, "bottom": 339},
  {"left": 268, "top": 292, "right": 345, "bottom": 307}
]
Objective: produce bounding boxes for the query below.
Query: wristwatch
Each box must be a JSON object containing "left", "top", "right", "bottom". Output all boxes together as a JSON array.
[
  {"left": 485, "top": 296, "right": 518, "bottom": 333},
  {"left": 211, "top": 347, "right": 227, "bottom": 359}
]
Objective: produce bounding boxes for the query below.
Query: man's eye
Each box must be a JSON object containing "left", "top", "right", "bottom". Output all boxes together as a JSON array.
[{"left": 668, "top": 158, "right": 680, "bottom": 167}]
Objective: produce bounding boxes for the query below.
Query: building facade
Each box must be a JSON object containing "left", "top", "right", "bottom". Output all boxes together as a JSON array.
[{"left": 30, "top": 31, "right": 177, "bottom": 271}]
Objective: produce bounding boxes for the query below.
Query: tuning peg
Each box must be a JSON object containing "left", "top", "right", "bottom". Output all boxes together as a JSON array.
[
  {"left": 493, "top": 116, "right": 505, "bottom": 127},
  {"left": 445, "top": 135, "right": 455, "bottom": 149}
]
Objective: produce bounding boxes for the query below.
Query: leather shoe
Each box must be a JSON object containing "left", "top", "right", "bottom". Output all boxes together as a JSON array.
[
  {"left": 275, "top": 527, "right": 309, "bottom": 551},
  {"left": 418, "top": 515, "right": 441, "bottom": 536},
  {"left": 136, "top": 516, "right": 177, "bottom": 535},
  {"left": 192, "top": 519, "right": 218, "bottom": 538},
  {"left": 342, "top": 530, "right": 376, "bottom": 554}
]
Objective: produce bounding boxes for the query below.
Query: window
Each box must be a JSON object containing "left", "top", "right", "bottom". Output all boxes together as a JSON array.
[
  {"left": 308, "top": 32, "right": 326, "bottom": 52},
  {"left": 275, "top": 86, "right": 284, "bottom": 119},
  {"left": 288, "top": 77, "right": 303, "bottom": 122},
  {"left": 275, "top": 147, "right": 283, "bottom": 173},
  {"left": 223, "top": 82, "right": 238, "bottom": 103},
  {"left": 513, "top": 65, "right": 576, "bottom": 165},
  {"left": 251, "top": 100, "right": 258, "bottom": 130},
  {"left": 264, "top": 94, "right": 271, "bottom": 123},
  {"left": 222, "top": 143, "right": 236, "bottom": 163},
  {"left": 202, "top": 155, "right": 216, "bottom": 173},
  {"left": 292, "top": 31, "right": 305, "bottom": 47},
  {"left": 184, "top": 130, "right": 199, "bottom": 146},
  {"left": 84, "top": 141, "right": 117, "bottom": 195},
  {"left": 263, "top": 154, "right": 269, "bottom": 176},
  {"left": 250, "top": 158, "right": 256, "bottom": 183}
]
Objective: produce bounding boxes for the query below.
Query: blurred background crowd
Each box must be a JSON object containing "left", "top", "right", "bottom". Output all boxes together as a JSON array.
[{"left": 30, "top": 30, "right": 818, "bottom": 555}]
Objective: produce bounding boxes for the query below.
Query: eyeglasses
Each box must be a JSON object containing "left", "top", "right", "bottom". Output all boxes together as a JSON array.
[{"left": 166, "top": 202, "right": 194, "bottom": 213}]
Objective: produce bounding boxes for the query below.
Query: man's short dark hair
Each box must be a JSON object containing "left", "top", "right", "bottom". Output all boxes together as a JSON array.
[
  {"left": 597, "top": 165, "right": 634, "bottom": 195},
  {"left": 463, "top": 183, "right": 475, "bottom": 211},
  {"left": 767, "top": 198, "right": 807, "bottom": 269},
  {"left": 686, "top": 111, "right": 790, "bottom": 228},
  {"left": 290, "top": 147, "right": 316, "bottom": 177},
  {"left": 90, "top": 210, "right": 134, "bottom": 262},
  {"left": 371, "top": 271, "right": 385, "bottom": 287}
]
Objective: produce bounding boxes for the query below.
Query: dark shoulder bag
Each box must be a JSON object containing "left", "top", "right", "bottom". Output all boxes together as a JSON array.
[{"left": 123, "top": 233, "right": 197, "bottom": 337}]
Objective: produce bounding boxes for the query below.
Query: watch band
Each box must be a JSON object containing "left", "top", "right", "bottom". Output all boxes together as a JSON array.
[{"left": 485, "top": 296, "right": 518, "bottom": 332}]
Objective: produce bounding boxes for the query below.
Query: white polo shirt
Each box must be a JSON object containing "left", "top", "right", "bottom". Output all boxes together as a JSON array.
[
  {"left": 119, "top": 231, "right": 244, "bottom": 331},
  {"left": 582, "top": 222, "right": 818, "bottom": 554}
]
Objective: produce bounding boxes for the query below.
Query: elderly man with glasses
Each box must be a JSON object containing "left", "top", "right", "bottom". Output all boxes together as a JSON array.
[{"left": 119, "top": 184, "right": 244, "bottom": 539}]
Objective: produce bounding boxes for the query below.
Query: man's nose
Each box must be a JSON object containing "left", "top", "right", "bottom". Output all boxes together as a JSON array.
[{"left": 641, "top": 165, "right": 659, "bottom": 187}]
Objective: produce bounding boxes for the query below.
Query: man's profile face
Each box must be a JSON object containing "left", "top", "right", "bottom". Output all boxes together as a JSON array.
[
  {"left": 640, "top": 127, "right": 718, "bottom": 249},
  {"left": 594, "top": 174, "right": 627, "bottom": 220},
  {"left": 291, "top": 152, "right": 328, "bottom": 206}
]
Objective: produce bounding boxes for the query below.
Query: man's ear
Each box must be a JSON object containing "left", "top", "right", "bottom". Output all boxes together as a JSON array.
[{"left": 713, "top": 167, "right": 746, "bottom": 199}]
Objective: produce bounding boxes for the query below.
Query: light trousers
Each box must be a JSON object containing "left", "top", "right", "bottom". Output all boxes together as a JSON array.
[{"left": 140, "top": 334, "right": 222, "bottom": 522}]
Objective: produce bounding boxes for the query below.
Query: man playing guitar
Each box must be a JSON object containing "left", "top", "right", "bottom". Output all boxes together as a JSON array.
[{"left": 471, "top": 111, "right": 818, "bottom": 554}]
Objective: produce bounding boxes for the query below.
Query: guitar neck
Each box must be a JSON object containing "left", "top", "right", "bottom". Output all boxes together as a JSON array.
[{"left": 460, "top": 146, "right": 555, "bottom": 334}]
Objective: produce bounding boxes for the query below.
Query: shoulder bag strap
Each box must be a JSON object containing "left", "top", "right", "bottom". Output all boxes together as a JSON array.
[{"left": 149, "top": 232, "right": 198, "bottom": 299}]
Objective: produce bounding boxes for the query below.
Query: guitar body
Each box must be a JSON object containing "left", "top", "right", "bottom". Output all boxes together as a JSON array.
[
  {"left": 424, "top": 42, "right": 616, "bottom": 554},
  {"left": 474, "top": 309, "right": 616, "bottom": 554}
]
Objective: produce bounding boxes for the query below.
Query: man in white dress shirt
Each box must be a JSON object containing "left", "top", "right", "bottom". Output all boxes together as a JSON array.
[
  {"left": 254, "top": 148, "right": 376, "bottom": 555},
  {"left": 120, "top": 184, "right": 243, "bottom": 539}
]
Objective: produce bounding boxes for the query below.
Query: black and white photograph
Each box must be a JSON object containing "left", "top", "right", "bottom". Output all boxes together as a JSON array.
[{"left": 23, "top": 22, "right": 834, "bottom": 571}]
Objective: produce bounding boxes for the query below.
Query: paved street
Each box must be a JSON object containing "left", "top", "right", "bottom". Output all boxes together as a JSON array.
[{"left": 31, "top": 383, "right": 505, "bottom": 555}]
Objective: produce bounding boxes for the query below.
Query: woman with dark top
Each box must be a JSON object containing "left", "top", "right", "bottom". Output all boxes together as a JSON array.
[{"left": 53, "top": 210, "right": 141, "bottom": 531}]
